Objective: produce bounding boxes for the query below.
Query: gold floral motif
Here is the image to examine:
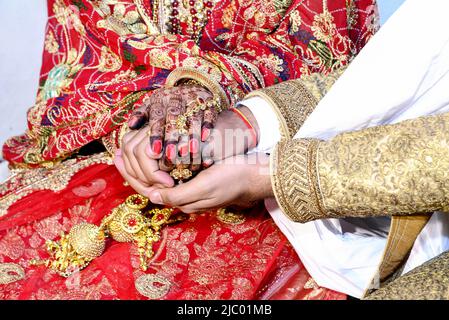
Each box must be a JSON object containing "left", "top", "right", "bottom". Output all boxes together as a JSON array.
[
  {"left": 135, "top": 274, "right": 171, "bottom": 299},
  {"left": 149, "top": 48, "right": 175, "bottom": 69},
  {"left": 255, "top": 54, "right": 285, "bottom": 77},
  {"left": 98, "top": 46, "right": 122, "bottom": 72},
  {"left": 311, "top": 10, "right": 336, "bottom": 42},
  {"left": 44, "top": 31, "right": 59, "bottom": 54},
  {"left": 0, "top": 263, "right": 25, "bottom": 285},
  {"left": 53, "top": 0, "right": 85, "bottom": 35},
  {"left": 289, "top": 9, "right": 302, "bottom": 34},
  {"left": 95, "top": 1, "right": 148, "bottom": 36},
  {"left": 216, "top": 209, "right": 246, "bottom": 225}
]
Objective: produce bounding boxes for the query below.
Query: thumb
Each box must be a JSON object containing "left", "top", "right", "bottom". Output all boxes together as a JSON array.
[
  {"left": 149, "top": 178, "right": 201, "bottom": 206},
  {"left": 128, "top": 104, "right": 149, "bottom": 129},
  {"left": 149, "top": 188, "right": 171, "bottom": 205}
]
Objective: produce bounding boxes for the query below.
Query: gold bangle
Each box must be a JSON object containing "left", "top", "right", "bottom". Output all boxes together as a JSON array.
[{"left": 166, "top": 67, "right": 229, "bottom": 109}]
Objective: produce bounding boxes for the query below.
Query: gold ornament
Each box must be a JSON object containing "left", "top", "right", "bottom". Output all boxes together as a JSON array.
[
  {"left": 170, "top": 164, "right": 193, "bottom": 182},
  {"left": 68, "top": 223, "right": 106, "bottom": 260},
  {"left": 175, "top": 96, "right": 220, "bottom": 135},
  {"left": 216, "top": 208, "right": 246, "bottom": 225},
  {"left": 30, "top": 194, "right": 184, "bottom": 277}
]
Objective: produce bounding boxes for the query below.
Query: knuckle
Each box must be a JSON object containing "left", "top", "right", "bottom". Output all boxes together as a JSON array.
[{"left": 124, "top": 144, "right": 134, "bottom": 156}]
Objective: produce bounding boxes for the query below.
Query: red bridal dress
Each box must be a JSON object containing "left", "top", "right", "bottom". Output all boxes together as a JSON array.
[{"left": 0, "top": 0, "right": 378, "bottom": 300}]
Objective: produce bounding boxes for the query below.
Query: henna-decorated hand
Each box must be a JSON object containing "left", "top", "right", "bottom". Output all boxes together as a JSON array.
[
  {"left": 115, "top": 104, "right": 260, "bottom": 195},
  {"left": 120, "top": 85, "right": 217, "bottom": 186}
]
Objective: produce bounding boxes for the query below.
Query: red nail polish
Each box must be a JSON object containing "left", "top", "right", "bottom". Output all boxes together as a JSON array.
[
  {"left": 201, "top": 128, "right": 210, "bottom": 142},
  {"left": 189, "top": 139, "right": 199, "bottom": 154},
  {"left": 166, "top": 144, "right": 175, "bottom": 161},
  {"left": 152, "top": 140, "right": 162, "bottom": 154},
  {"left": 180, "top": 145, "right": 188, "bottom": 157},
  {"left": 203, "top": 159, "right": 214, "bottom": 168}
]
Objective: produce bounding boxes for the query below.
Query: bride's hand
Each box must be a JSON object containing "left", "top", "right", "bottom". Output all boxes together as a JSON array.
[{"left": 126, "top": 84, "right": 217, "bottom": 173}]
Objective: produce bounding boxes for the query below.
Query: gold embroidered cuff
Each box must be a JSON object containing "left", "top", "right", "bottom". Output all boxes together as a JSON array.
[
  {"left": 166, "top": 67, "right": 230, "bottom": 110},
  {"left": 245, "top": 68, "right": 345, "bottom": 139},
  {"left": 246, "top": 80, "right": 318, "bottom": 140},
  {"left": 271, "top": 138, "right": 326, "bottom": 223}
]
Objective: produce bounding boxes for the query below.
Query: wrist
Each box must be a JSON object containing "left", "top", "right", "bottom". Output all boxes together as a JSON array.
[
  {"left": 247, "top": 153, "right": 274, "bottom": 200},
  {"left": 237, "top": 106, "right": 260, "bottom": 146}
]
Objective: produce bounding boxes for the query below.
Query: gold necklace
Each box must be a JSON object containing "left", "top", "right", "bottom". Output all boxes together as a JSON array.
[{"left": 30, "top": 194, "right": 187, "bottom": 277}]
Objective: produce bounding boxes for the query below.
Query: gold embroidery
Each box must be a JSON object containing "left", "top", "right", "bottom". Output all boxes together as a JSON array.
[
  {"left": 216, "top": 209, "right": 246, "bottom": 225},
  {"left": 272, "top": 112, "right": 449, "bottom": 223},
  {"left": 44, "top": 31, "right": 59, "bottom": 54},
  {"left": 304, "top": 277, "right": 319, "bottom": 289},
  {"left": 271, "top": 138, "right": 323, "bottom": 222},
  {"left": 135, "top": 274, "right": 171, "bottom": 299},
  {"left": 0, "top": 263, "right": 25, "bottom": 285},
  {"left": 365, "top": 250, "right": 449, "bottom": 300},
  {"left": 245, "top": 68, "right": 343, "bottom": 139},
  {"left": 133, "top": 0, "right": 161, "bottom": 34},
  {"left": 95, "top": 1, "right": 148, "bottom": 36},
  {"left": 98, "top": 46, "right": 122, "bottom": 72},
  {"left": 0, "top": 153, "right": 113, "bottom": 217},
  {"left": 246, "top": 80, "right": 318, "bottom": 139},
  {"left": 318, "top": 112, "right": 449, "bottom": 218}
]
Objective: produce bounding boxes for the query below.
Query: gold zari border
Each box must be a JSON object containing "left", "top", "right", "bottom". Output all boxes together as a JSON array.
[
  {"left": 246, "top": 80, "right": 318, "bottom": 140},
  {"left": 270, "top": 138, "right": 325, "bottom": 222}
]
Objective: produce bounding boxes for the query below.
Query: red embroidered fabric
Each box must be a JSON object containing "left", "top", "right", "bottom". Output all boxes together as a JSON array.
[
  {"left": 0, "top": 161, "right": 344, "bottom": 300},
  {"left": 2, "top": 0, "right": 378, "bottom": 166}
]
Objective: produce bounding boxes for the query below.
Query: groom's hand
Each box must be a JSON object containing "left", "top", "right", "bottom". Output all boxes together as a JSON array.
[{"left": 146, "top": 153, "right": 273, "bottom": 213}]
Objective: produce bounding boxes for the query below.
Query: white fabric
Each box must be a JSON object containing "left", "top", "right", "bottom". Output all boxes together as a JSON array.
[
  {"left": 238, "top": 97, "right": 281, "bottom": 154},
  {"left": 240, "top": 98, "right": 278, "bottom": 155},
  {"left": 242, "top": 0, "right": 449, "bottom": 298}
]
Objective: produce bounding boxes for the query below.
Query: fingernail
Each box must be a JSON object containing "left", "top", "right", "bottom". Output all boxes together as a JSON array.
[
  {"left": 152, "top": 140, "right": 162, "bottom": 154},
  {"left": 166, "top": 144, "right": 175, "bottom": 161},
  {"left": 203, "top": 159, "right": 214, "bottom": 168},
  {"left": 128, "top": 116, "right": 145, "bottom": 129},
  {"left": 189, "top": 139, "right": 199, "bottom": 154},
  {"left": 179, "top": 145, "right": 189, "bottom": 157},
  {"left": 150, "top": 192, "right": 163, "bottom": 205},
  {"left": 201, "top": 128, "right": 210, "bottom": 142}
]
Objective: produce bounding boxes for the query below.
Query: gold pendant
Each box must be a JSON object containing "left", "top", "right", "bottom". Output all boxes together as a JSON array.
[{"left": 30, "top": 194, "right": 184, "bottom": 277}]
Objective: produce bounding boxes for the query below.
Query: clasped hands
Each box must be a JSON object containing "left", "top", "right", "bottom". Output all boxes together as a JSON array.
[{"left": 114, "top": 84, "right": 274, "bottom": 213}]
